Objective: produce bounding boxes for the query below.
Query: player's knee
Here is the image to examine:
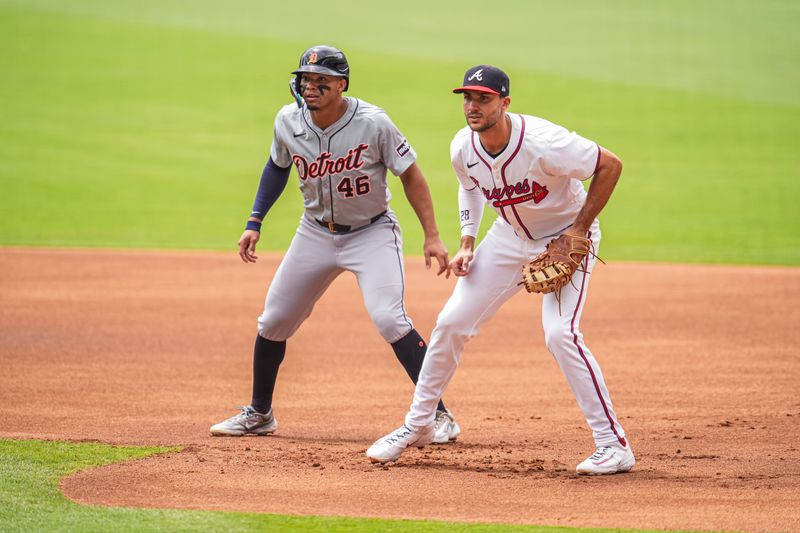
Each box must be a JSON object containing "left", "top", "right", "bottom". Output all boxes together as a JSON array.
[
  {"left": 543, "top": 321, "right": 572, "bottom": 354},
  {"left": 257, "top": 310, "right": 295, "bottom": 342},
  {"left": 433, "top": 311, "right": 472, "bottom": 340},
  {"left": 371, "top": 310, "right": 409, "bottom": 342}
]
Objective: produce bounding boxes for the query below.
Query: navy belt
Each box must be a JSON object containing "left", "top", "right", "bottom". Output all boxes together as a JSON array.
[{"left": 316, "top": 211, "right": 386, "bottom": 234}]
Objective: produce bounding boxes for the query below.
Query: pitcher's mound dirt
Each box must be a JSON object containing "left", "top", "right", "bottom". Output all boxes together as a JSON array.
[{"left": 1, "top": 248, "right": 798, "bottom": 532}]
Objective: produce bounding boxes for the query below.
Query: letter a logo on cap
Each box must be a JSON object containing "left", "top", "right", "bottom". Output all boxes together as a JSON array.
[
  {"left": 308, "top": 52, "right": 318, "bottom": 64},
  {"left": 453, "top": 65, "right": 510, "bottom": 96}
]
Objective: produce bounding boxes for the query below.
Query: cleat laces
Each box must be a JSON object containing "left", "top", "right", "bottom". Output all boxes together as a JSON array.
[
  {"left": 235, "top": 406, "right": 269, "bottom": 425},
  {"left": 434, "top": 412, "right": 451, "bottom": 432},
  {"left": 385, "top": 426, "right": 413, "bottom": 445},
  {"left": 237, "top": 406, "right": 258, "bottom": 419},
  {"left": 590, "top": 446, "right": 612, "bottom": 461}
]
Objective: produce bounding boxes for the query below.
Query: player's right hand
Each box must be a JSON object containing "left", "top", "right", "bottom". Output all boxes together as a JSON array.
[
  {"left": 238, "top": 230, "right": 261, "bottom": 263},
  {"left": 446, "top": 248, "right": 474, "bottom": 278},
  {"left": 423, "top": 235, "right": 449, "bottom": 276}
]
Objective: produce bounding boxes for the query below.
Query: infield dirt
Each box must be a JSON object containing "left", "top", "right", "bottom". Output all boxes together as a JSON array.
[{"left": 1, "top": 248, "right": 798, "bottom": 532}]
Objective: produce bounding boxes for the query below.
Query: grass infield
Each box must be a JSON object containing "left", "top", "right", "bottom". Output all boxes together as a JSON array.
[{"left": 0, "top": 439, "right": 686, "bottom": 533}]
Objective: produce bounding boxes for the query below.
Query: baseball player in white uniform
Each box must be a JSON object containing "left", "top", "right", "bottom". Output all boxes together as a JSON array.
[
  {"left": 210, "top": 45, "right": 462, "bottom": 442},
  {"left": 367, "top": 65, "right": 634, "bottom": 475}
]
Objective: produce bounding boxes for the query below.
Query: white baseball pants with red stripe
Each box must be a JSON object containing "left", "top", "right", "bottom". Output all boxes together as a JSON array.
[{"left": 405, "top": 217, "right": 627, "bottom": 447}]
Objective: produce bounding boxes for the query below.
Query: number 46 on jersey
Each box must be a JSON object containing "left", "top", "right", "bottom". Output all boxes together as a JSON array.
[{"left": 337, "top": 176, "right": 370, "bottom": 198}]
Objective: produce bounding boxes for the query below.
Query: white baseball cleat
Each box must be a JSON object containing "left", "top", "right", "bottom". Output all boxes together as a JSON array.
[
  {"left": 432, "top": 409, "right": 461, "bottom": 444},
  {"left": 209, "top": 406, "right": 277, "bottom": 436},
  {"left": 576, "top": 443, "right": 636, "bottom": 475},
  {"left": 366, "top": 424, "right": 435, "bottom": 463}
]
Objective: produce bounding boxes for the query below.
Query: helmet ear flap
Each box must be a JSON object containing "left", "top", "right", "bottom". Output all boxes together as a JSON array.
[{"left": 290, "top": 76, "right": 303, "bottom": 107}]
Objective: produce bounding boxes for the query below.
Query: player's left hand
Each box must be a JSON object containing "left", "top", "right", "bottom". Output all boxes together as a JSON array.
[
  {"left": 563, "top": 226, "right": 588, "bottom": 240},
  {"left": 238, "top": 229, "right": 261, "bottom": 263},
  {"left": 423, "top": 235, "right": 449, "bottom": 276}
]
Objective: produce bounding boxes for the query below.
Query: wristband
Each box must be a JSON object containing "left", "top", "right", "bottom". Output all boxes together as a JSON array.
[{"left": 246, "top": 220, "right": 262, "bottom": 232}]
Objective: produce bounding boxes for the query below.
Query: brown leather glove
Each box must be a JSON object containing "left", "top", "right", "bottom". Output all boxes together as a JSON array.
[{"left": 520, "top": 234, "right": 592, "bottom": 294}]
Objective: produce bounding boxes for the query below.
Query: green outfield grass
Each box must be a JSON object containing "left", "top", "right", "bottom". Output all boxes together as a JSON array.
[
  {"left": 1, "top": 0, "right": 798, "bottom": 264},
  {"left": 1, "top": 439, "right": 687, "bottom": 533}
]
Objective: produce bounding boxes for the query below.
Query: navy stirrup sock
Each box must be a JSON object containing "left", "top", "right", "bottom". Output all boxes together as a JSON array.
[{"left": 251, "top": 335, "right": 286, "bottom": 414}]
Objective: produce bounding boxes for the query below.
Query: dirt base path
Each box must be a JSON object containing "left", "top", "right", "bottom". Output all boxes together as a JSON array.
[{"left": 1, "top": 248, "right": 798, "bottom": 532}]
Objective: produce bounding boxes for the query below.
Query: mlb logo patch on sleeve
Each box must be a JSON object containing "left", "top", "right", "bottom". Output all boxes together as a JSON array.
[{"left": 395, "top": 139, "right": 410, "bottom": 157}]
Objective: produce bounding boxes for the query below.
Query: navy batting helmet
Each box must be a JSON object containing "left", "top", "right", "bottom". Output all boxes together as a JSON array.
[{"left": 292, "top": 45, "right": 350, "bottom": 91}]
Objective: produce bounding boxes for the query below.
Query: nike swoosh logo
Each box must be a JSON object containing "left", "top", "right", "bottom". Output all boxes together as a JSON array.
[
  {"left": 466, "top": 161, "right": 479, "bottom": 168},
  {"left": 293, "top": 131, "right": 304, "bottom": 138},
  {"left": 245, "top": 419, "right": 268, "bottom": 430}
]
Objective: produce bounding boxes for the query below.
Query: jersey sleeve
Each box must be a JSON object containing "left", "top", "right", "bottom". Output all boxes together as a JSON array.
[
  {"left": 268, "top": 109, "right": 292, "bottom": 169},
  {"left": 540, "top": 125, "right": 600, "bottom": 181},
  {"left": 450, "top": 134, "right": 476, "bottom": 190},
  {"left": 375, "top": 112, "right": 417, "bottom": 176}
]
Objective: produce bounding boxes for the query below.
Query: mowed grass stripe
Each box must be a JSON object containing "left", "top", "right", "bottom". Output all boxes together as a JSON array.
[
  {"left": 1, "top": 3, "right": 798, "bottom": 263},
  {"left": 6, "top": 0, "right": 798, "bottom": 107},
  {"left": 1, "top": 439, "right": 686, "bottom": 533}
]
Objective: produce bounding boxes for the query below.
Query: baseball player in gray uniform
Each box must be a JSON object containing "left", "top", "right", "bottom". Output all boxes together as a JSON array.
[{"left": 210, "top": 45, "right": 461, "bottom": 443}]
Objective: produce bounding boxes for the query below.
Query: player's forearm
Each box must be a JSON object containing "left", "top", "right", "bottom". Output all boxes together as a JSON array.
[
  {"left": 250, "top": 158, "right": 292, "bottom": 224},
  {"left": 400, "top": 166, "right": 440, "bottom": 238},
  {"left": 571, "top": 148, "right": 622, "bottom": 234},
  {"left": 458, "top": 184, "right": 484, "bottom": 238}
]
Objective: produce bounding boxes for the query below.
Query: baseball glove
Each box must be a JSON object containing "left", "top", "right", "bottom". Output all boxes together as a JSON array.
[{"left": 519, "top": 234, "right": 594, "bottom": 296}]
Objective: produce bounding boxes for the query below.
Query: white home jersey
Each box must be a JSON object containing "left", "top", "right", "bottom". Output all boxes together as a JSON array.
[
  {"left": 270, "top": 97, "right": 416, "bottom": 227},
  {"left": 450, "top": 112, "right": 600, "bottom": 240}
]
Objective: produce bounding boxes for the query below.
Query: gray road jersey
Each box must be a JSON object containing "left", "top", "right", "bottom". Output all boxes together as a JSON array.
[{"left": 270, "top": 97, "right": 417, "bottom": 227}]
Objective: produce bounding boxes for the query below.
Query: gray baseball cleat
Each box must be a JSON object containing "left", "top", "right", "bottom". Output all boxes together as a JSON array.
[
  {"left": 209, "top": 406, "right": 277, "bottom": 436},
  {"left": 432, "top": 409, "right": 461, "bottom": 444}
]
